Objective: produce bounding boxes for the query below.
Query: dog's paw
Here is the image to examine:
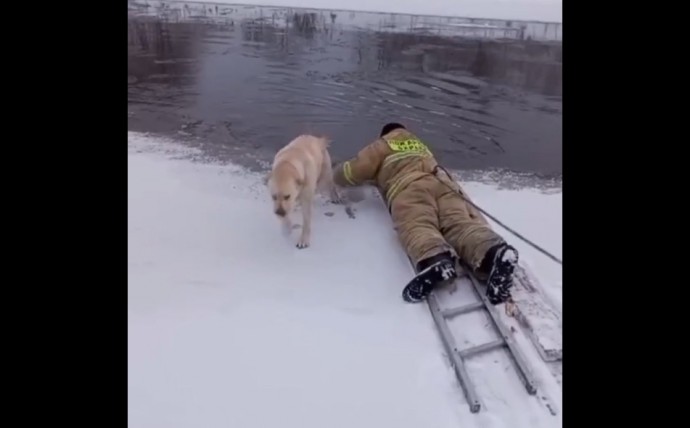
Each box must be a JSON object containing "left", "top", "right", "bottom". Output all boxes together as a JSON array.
[{"left": 296, "top": 239, "right": 310, "bottom": 249}]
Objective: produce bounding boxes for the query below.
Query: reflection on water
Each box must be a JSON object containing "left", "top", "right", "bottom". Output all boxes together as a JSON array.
[{"left": 128, "top": 1, "right": 562, "bottom": 179}]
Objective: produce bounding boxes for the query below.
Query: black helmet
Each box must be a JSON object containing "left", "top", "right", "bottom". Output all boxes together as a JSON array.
[{"left": 379, "top": 122, "right": 406, "bottom": 137}]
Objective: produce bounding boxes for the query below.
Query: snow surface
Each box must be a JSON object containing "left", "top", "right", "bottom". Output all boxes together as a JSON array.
[
  {"left": 128, "top": 131, "right": 562, "bottom": 428},
  {"left": 175, "top": 0, "right": 563, "bottom": 23}
]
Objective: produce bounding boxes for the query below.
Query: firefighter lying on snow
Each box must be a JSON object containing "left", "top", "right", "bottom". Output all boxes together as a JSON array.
[{"left": 332, "top": 123, "right": 519, "bottom": 304}]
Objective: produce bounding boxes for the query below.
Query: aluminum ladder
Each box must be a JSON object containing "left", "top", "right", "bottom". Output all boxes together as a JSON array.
[{"left": 423, "top": 266, "right": 540, "bottom": 413}]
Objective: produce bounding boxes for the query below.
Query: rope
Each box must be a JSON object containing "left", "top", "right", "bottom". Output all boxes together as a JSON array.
[
  {"left": 464, "top": 198, "right": 562, "bottom": 265},
  {"left": 435, "top": 165, "right": 563, "bottom": 266}
]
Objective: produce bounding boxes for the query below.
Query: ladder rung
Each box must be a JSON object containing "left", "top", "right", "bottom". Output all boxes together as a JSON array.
[
  {"left": 428, "top": 293, "right": 482, "bottom": 413},
  {"left": 467, "top": 274, "right": 538, "bottom": 395},
  {"left": 459, "top": 339, "right": 505, "bottom": 358},
  {"left": 441, "top": 301, "right": 484, "bottom": 319}
]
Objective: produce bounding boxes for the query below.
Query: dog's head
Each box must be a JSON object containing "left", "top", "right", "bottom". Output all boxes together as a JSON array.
[{"left": 265, "top": 164, "right": 302, "bottom": 218}]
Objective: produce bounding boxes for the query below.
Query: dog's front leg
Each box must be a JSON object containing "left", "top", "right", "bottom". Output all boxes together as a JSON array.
[
  {"left": 319, "top": 154, "right": 344, "bottom": 205},
  {"left": 296, "top": 192, "right": 313, "bottom": 249},
  {"left": 329, "top": 184, "right": 344, "bottom": 205}
]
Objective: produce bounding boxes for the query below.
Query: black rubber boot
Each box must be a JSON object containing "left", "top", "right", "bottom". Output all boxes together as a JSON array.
[
  {"left": 479, "top": 244, "right": 519, "bottom": 305},
  {"left": 402, "top": 252, "right": 457, "bottom": 303}
]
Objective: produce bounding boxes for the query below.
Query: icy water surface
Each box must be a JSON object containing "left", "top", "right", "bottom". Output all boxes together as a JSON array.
[{"left": 128, "top": 1, "right": 562, "bottom": 179}]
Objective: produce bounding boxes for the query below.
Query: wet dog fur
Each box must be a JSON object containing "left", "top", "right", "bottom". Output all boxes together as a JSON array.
[{"left": 265, "top": 134, "right": 342, "bottom": 248}]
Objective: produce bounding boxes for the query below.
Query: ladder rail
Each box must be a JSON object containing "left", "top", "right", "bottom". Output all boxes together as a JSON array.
[
  {"left": 427, "top": 293, "right": 482, "bottom": 413},
  {"left": 466, "top": 271, "right": 538, "bottom": 395},
  {"left": 419, "top": 262, "right": 543, "bottom": 413}
]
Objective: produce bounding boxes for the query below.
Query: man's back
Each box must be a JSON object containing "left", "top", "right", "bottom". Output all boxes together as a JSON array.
[{"left": 334, "top": 128, "right": 439, "bottom": 206}]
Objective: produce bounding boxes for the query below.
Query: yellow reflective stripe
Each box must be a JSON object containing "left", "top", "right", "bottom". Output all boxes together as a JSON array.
[
  {"left": 382, "top": 151, "right": 430, "bottom": 169},
  {"left": 343, "top": 161, "right": 356, "bottom": 185},
  {"left": 385, "top": 173, "right": 422, "bottom": 206},
  {"left": 387, "top": 138, "right": 431, "bottom": 154},
  {"left": 385, "top": 180, "right": 404, "bottom": 204}
]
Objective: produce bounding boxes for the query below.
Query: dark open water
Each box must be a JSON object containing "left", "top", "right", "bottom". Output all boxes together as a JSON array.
[{"left": 128, "top": 1, "right": 562, "bottom": 183}]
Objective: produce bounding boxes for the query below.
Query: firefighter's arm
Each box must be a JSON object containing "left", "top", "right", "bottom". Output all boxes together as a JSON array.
[{"left": 333, "top": 139, "right": 388, "bottom": 187}]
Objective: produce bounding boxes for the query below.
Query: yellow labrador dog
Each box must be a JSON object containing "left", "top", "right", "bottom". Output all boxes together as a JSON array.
[{"left": 266, "top": 134, "right": 342, "bottom": 249}]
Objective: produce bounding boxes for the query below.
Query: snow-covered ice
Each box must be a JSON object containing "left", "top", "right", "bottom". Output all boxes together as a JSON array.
[{"left": 128, "top": 131, "right": 562, "bottom": 428}]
